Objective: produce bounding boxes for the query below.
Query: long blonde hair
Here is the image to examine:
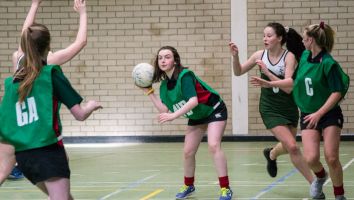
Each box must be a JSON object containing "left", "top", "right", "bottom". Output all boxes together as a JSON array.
[{"left": 15, "top": 23, "right": 50, "bottom": 102}]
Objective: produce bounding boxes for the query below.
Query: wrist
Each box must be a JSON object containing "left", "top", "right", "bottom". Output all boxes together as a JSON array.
[{"left": 145, "top": 87, "right": 154, "bottom": 96}]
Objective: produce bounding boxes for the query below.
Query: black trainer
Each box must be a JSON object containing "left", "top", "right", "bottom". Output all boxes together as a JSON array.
[{"left": 263, "top": 147, "right": 277, "bottom": 177}]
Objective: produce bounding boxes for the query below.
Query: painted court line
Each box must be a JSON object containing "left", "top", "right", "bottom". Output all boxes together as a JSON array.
[
  {"left": 251, "top": 168, "right": 298, "bottom": 200},
  {"left": 139, "top": 189, "right": 164, "bottom": 200},
  {"left": 324, "top": 157, "right": 354, "bottom": 186},
  {"left": 99, "top": 174, "right": 158, "bottom": 200},
  {"left": 253, "top": 157, "right": 354, "bottom": 200}
]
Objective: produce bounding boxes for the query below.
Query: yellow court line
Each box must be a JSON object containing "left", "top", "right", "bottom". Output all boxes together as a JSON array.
[{"left": 139, "top": 189, "right": 164, "bottom": 200}]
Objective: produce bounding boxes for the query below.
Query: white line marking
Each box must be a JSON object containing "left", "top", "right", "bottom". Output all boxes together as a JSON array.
[{"left": 324, "top": 157, "right": 354, "bottom": 186}]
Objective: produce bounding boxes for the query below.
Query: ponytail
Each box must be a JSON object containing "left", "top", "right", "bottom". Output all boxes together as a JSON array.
[
  {"left": 285, "top": 27, "right": 305, "bottom": 62},
  {"left": 266, "top": 23, "right": 305, "bottom": 62},
  {"left": 15, "top": 23, "right": 50, "bottom": 102}
]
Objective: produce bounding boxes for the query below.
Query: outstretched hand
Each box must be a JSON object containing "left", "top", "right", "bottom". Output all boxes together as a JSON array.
[
  {"left": 250, "top": 76, "right": 272, "bottom": 88},
  {"left": 85, "top": 100, "right": 103, "bottom": 111}
]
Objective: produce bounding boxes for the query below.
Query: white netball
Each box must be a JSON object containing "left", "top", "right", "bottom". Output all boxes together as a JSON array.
[{"left": 132, "top": 63, "right": 154, "bottom": 88}]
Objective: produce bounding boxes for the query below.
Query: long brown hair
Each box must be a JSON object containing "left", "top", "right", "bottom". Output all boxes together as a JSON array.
[
  {"left": 152, "top": 46, "right": 185, "bottom": 83},
  {"left": 15, "top": 23, "right": 50, "bottom": 102},
  {"left": 266, "top": 22, "right": 305, "bottom": 62}
]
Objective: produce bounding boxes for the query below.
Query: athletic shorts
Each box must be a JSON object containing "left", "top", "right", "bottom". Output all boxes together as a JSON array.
[
  {"left": 300, "top": 106, "right": 343, "bottom": 132},
  {"left": 188, "top": 101, "right": 227, "bottom": 126},
  {"left": 15, "top": 143, "right": 70, "bottom": 185}
]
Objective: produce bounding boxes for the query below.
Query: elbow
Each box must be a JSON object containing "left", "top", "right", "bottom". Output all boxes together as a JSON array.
[
  {"left": 80, "top": 39, "right": 87, "bottom": 48},
  {"left": 232, "top": 68, "right": 243, "bottom": 76},
  {"left": 74, "top": 115, "right": 86, "bottom": 121},
  {"left": 76, "top": 38, "right": 87, "bottom": 49},
  {"left": 233, "top": 71, "right": 242, "bottom": 76}
]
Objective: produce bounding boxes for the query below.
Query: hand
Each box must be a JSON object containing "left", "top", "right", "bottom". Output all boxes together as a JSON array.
[
  {"left": 74, "top": 0, "right": 86, "bottom": 14},
  {"left": 85, "top": 100, "right": 103, "bottom": 111},
  {"left": 158, "top": 112, "right": 177, "bottom": 124},
  {"left": 255, "top": 59, "right": 269, "bottom": 75},
  {"left": 229, "top": 42, "right": 239, "bottom": 57},
  {"left": 250, "top": 76, "right": 272, "bottom": 88},
  {"left": 303, "top": 112, "right": 322, "bottom": 129}
]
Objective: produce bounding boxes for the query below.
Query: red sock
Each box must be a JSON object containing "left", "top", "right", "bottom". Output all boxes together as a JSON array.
[
  {"left": 184, "top": 176, "right": 194, "bottom": 186},
  {"left": 219, "top": 176, "right": 229, "bottom": 188},
  {"left": 333, "top": 184, "right": 344, "bottom": 196},
  {"left": 314, "top": 168, "right": 326, "bottom": 178}
]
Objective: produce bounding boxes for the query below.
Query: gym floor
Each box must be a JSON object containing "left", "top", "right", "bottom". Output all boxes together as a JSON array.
[{"left": 1, "top": 141, "right": 353, "bottom": 199}]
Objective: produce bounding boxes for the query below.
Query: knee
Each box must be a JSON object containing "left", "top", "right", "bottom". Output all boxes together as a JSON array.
[
  {"left": 285, "top": 143, "right": 299, "bottom": 155},
  {"left": 304, "top": 153, "right": 320, "bottom": 167},
  {"left": 208, "top": 142, "right": 220, "bottom": 155},
  {"left": 325, "top": 154, "right": 340, "bottom": 168},
  {"left": 183, "top": 148, "right": 197, "bottom": 159}
]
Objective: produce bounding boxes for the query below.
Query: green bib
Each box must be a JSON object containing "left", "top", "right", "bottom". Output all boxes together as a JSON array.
[
  {"left": 0, "top": 65, "right": 62, "bottom": 152},
  {"left": 160, "top": 69, "right": 220, "bottom": 120},
  {"left": 293, "top": 50, "right": 349, "bottom": 113}
]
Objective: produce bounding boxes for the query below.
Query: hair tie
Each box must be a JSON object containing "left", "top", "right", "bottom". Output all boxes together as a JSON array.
[
  {"left": 284, "top": 26, "right": 290, "bottom": 33},
  {"left": 319, "top": 21, "right": 325, "bottom": 29}
]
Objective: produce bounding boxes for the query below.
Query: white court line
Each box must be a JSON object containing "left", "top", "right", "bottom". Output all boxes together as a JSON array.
[
  {"left": 65, "top": 143, "right": 139, "bottom": 148},
  {"left": 304, "top": 157, "right": 354, "bottom": 200},
  {"left": 99, "top": 174, "right": 158, "bottom": 200},
  {"left": 324, "top": 157, "right": 354, "bottom": 186}
]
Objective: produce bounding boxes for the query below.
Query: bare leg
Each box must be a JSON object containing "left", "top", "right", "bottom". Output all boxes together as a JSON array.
[
  {"left": 37, "top": 177, "right": 73, "bottom": 200},
  {"left": 323, "top": 126, "right": 343, "bottom": 188},
  {"left": 270, "top": 142, "right": 287, "bottom": 160},
  {"left": 0, "top": 143, "right": 16, "bottom": 185},
  {"left": 301, "top": 129, "right": 324, "bottom": 172},
  {"left": 272, "top": 125, "right": 314, "bottom": 183},
  {"left": 183, "top": 125, "right": 206, "bottom": 178},
  {"left": 207, "top": 120, "right": 228, "bottom": 177}
]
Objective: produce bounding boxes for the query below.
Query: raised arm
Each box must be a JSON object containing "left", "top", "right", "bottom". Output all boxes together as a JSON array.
[
  {"left": 12, "top": 0, "right": 42, "bottom": 71},
  {"left": 229, "top": 42, "right": 262, "bottom": 76},
  {"left": 47, "top": 0, "right": 87, "bottom": 65}
]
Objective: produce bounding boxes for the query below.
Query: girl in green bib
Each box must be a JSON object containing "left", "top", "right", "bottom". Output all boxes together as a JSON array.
[
  {"left": 251, "top": 22, "right": 349, "bottom": 200},
  {"left": 0, "top": 2, "right": 102, "bottom": 200},
  {"left": 0, "top": 0, "right": 88, "bottom": 185},
  {"left": 0, "top": 22, "right": 101, "bottom": 199},
  {"left": 141, "top": 46, "right": 233, "bottom": 200},
  {"left": 229, "top": 22, "right": 314, "bottom": 185}
]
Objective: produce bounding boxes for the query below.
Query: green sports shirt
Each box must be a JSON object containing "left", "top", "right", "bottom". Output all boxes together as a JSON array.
[
  {"left": 160, "top": 69, "right": 221, "bottom": 120},
  {"left": 0, "top": 65, "right": 83, "bottom": 151},
  {"left": 293, "top": 50, "right": 349, "bottom": 113}
]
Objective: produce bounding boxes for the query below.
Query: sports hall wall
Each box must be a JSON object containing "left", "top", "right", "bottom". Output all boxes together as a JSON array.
[{"left": 0, "top": 0, "right": 353, "bottom": 137}]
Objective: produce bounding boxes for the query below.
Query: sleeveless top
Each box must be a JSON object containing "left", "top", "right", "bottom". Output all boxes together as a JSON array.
[
  {"left": 0, "top": 65, "right": 63, "bottom": 152},
  {"left": 293, "top": 50, "right": 349, "bottom": 113},
  {"left": 160, "top": 69, "right": 221, "bottom": 120},
  {"left": 259, "top": 50, "right": 299, "bottom": 129}
]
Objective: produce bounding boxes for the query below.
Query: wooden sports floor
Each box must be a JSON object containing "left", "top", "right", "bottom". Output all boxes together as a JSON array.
[{"left": 0, "top": 141, "right": 353, "bottom": 200}]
